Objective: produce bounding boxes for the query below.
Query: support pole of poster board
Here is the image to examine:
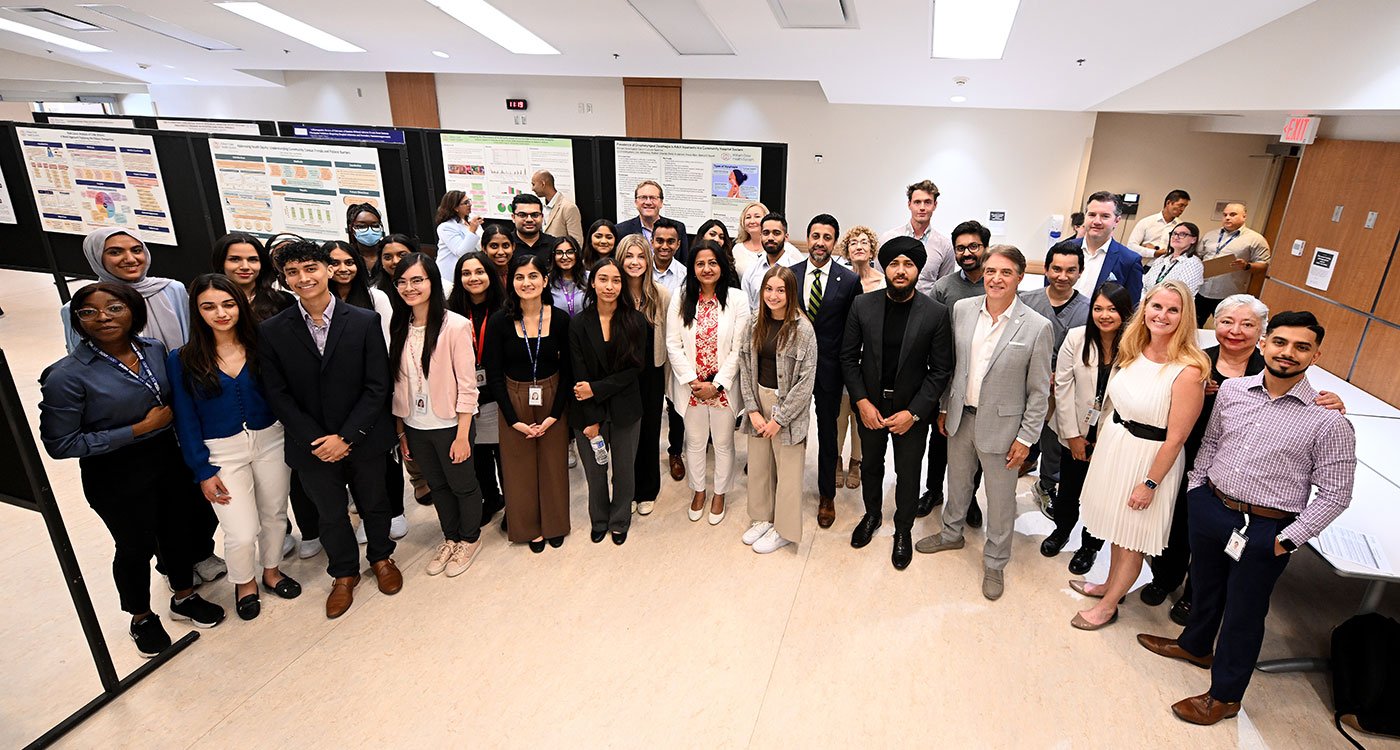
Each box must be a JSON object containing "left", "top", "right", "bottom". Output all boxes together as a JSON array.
[{"left": 0, "top": 350, "right": 198, "bottom": 749}]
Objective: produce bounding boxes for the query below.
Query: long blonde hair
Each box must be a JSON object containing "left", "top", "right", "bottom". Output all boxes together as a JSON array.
[
  {"left": 751, "top": 265, "right": 802, "bottom": 355},
  {"left": 735, "top": 201, "right": 769, "bottom": 244},
  {"left": 617, "top": 233, "right": 664, "bottom": 325},
  {"left": 1115, "top": 279, "right": 1210, "bottom": 379}
]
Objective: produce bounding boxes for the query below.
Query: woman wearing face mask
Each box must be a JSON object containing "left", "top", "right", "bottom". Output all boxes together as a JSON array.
[
  {"left": 582, "top": 219, "right": 617, "bottom": 268},
  {"left": 62, "top": 228, "right": 190, "bottom": 355},
  {"left": 480, "top": 224, "right": 516, "bottom": 285},
  {"left": 211, "top": 232, "right": 292, "bottom": 323},
  {"left": 168, "top": 275, "right": 301, "bottom": 621},
  {"left": 346, "top": 203, "right": 387, "bottom": 283},
  {"left": 570, "top": 257, "right": 649, "bottom": 545},
  {"left": 447, "top": 252, "right": 508, "bottom": 529},
  {"left": 434, "top": 190, "right": 482, "bottom": 283},
  {"left": 377, "top": 234, "right": 420, "bottom": 295},
  {"left": 1143, "top": 222, "right": 1206, "bottom": 300},
  {"left": 619, "top": 234, "right": 673, "bottom": 516}
]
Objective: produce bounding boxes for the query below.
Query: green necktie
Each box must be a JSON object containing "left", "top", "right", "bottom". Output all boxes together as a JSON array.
[{"left": 808, "top": 268, "right": 823, "bottom": 321}]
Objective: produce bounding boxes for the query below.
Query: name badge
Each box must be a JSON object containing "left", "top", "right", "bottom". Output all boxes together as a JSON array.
[
  {"left": 476, "top": 367, "right": 487, "bottom": 386},
  {"left": 1084, "top": 408, "right": 1101, "bottom": 427},
  {"left": 413, "top": 395, "right": 428, "bottom": 416},
  {"left": 1225, "top": 514, "right": 1251, "bottom": 562},
  {"left": 528, "top": 385, "right": 544, "bottom": 406}
]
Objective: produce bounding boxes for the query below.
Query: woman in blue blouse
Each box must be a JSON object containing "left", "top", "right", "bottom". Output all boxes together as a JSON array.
[
  {"left": 169, "top": 275, "right": 301, "bottom": 621},
  {"left": 40, "top": 283, "right": 226, "bottom": 657}
]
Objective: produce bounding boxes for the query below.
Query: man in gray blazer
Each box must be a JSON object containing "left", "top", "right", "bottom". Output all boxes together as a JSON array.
[{"left": 917, "top": 246, "right": 1052, "bottom": 600}]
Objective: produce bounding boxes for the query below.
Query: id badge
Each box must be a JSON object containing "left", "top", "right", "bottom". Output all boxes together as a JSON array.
[
  {"left": 528, "top": 385, "right": 544, "bottom": 406},
  {"left": 1224, "top": 528, "right": 1249, "bottom": 561},
  {"left": 476, "top": 368, "right": 487, "bottom": 386},
  {"left": 413, "top": 396, "right": 428, "bottom": 416},
  {"left": 1084, "top": 408, "right": 1101, "bottom": 428}
]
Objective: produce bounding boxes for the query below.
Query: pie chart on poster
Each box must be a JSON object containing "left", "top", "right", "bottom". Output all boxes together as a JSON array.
[{"left": 94, "top": 191, "right": 116, "bottom": 219}]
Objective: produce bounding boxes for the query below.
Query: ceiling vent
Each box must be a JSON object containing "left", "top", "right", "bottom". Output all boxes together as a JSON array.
[
  {"left": 5, "top": 7, "right": 107, "bottom": 32},
  {"left": 768, "top": 0, "right": 857, "bottom": 29},
  {"left": 627, "top": 0, "right": 734, "bottom": 55}
]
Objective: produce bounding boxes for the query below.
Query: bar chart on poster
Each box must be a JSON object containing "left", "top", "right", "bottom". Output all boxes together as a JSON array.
[
  {"left": 439, "top": 133, "right": 575, "bottom": 220},
  {"left": 15, "top": 126, "right": 176, "bottom": 242},
  {"left": 208, "top": 137, "right": 389, "bottom": 241},
  {"left": 614, "top": 140, "right": 762, "bottom": 233}
]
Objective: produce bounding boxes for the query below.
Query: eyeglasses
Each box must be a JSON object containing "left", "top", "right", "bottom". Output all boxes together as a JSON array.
[
  {"left": 954, "top": 243, "right": 985, "bottom": 253},
  {"left": 635, "top": 195, "right": 661, "bottom": 203},
  {"left": 555, "top": 248, "right": 576, "bottom": 256},
  {"left": 75, "top": 303, "right": 129, "bottom": 320},
  {"left": 351, "top": 221, "right": 382, "bottom": 230},
  {"left": 1170, "top": 231, "right": 1197, "bottom": 239},
  {"left": 514, "top": 211, "right": 542, "bottom": 220},
  {"left": 395, "top": 276, "right": 430, "bottom": 289}
]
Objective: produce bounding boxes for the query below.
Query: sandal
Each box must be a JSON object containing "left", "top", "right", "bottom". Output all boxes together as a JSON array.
[{"left": 262, "top": 574, "right": 302, "bottom": 600}]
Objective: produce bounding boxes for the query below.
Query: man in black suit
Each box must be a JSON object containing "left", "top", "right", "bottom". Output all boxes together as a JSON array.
[
  {"left": 509, "top": 193, "right": 559, "bottom": 258},
  {"left": 792, "top": 214, "right": 859, "bottom": 529},
  {"left": 259, "top": 240, "right": 403, "bottom": 619},
  {"left": 615, "top": 179, "right": 688, "bottom": 263},
  {"left": 841, "top": 236, "right": 954, "bottom": 570}
]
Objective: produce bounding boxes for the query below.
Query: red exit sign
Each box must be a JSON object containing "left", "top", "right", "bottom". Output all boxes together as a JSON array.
[
  {"left": 1282, "top": 116, "right": 1320, "bottom": 144},
  {"left": 506, "top": 98, "right": 528, "bottom": 111}
]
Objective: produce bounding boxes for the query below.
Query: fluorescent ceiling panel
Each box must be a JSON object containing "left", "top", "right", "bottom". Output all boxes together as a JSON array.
[
  {"left": 82, "top": 4, "right": 240, "bottom": 50},
  {"left": 931, "top": 0, "right": 1020, "bottom": 60},
  {"left": 215, "top": 2, "right": 364, "bottom": 52},
  {"left": 5, "top": 7, "right": 107, "bottom": 31},
  {"left": 0, "top": 15, "right": 106, "bottom": 50},
  {"left": 628, "top": 0, "right": 733, "bottom": 55},
  {"left": 424, "top": 0, "right": 558, "bottom": 55},
  {"left": 768, "top": 0, "right": 855, "bottom": 28}
]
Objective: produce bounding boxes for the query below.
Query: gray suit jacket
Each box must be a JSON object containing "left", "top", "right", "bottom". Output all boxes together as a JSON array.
[{"left": 941, "top": 296, "right": 1053, "bottom": 453}]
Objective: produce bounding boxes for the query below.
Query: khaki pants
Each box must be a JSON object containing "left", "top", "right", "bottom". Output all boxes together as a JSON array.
[{"left": 747, "top": 387, "right": 805, "bottom": 543}]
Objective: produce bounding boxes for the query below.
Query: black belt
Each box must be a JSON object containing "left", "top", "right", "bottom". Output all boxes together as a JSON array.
[
  {"left": 1112, "top": 411, "right": 1167, "bottom": 441},
  {"left": 963, "top": 405, "right": 977, "bottom": 415}
]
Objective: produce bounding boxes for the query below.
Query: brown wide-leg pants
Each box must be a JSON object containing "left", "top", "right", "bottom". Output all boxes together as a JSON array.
[{"left": 499, "top": 375, "right": 571, "bottom": 542}]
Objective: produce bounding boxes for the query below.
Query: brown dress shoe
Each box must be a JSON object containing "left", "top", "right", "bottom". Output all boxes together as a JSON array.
[
  {"left": 326, "top": 574, "right": 360, "bottom": 619},
  {"left": 817, "top": 496, "right": 836, "bottom": 529},
  {"left": 669, "top": 455, "right": 686, "bottom": 481},
  {"left": 370, "top": 558, "right": 403, "bottom": 595},
  {"left": 1171, "top": 693, "right": 1240, "bottom": 725},
  {"left": 1137, "top": 634, "right": 1213, "bottom": 669},
  {"left": 846, "top": 459, "right": 861, "bottom": 489}
]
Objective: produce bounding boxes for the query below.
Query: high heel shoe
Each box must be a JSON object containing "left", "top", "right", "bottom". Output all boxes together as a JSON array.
[
  {"left": 528, "top": 539, "right": 545, "bottom": 553},
  {"left": 688, "top": 492, "right": 705, "bottom": 522},
  {"left": 708, "top": 494, "right": 726, "bottom": 525},
  {"left": 1071, "top": 609, "right": 1119, "bottom": 631}
]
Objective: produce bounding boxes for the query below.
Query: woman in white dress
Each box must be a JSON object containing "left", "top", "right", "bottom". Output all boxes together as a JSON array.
[{"left": 1071, "top": 279, "right": 1208, "bottom": 630}]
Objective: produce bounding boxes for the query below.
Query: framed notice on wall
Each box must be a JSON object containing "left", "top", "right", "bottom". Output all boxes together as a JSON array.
[
  {"left": 16, "top": 126, "right": 177, "bottom": 242},
  {"left": 440, "top": 133, "right": 575, "bottom": 220},
  {"left": 208, "top": 137, "right": 389, "bottom": 242},
  {"left": 614, "top": 140, "right": 762, "bottom": 234}
]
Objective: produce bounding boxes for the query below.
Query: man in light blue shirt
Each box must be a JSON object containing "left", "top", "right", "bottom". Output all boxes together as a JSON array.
[
  {"left": 650, "top": 217, "right": 686, "bottom": 293},
  {"left": 742, "top": 212, "right": 804, "bottom": 310}
]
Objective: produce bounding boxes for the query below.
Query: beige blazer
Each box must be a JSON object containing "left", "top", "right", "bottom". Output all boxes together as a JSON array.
[
  {"left": 1053, "top": 325, "right": 1106, "bottom": 444},
  {"left": 665, "top": 287, "right": 751, "bottom": 418},
  {"left": 391, "top": 311, "right": 479, "bottom": 421},
  {"left": 542, "top": 192, "right": 583, "bottom": 246}
]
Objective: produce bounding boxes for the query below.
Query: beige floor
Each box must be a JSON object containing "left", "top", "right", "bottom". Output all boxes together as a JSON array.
[{"left": 1, "top": 268, "right": 1396, "bottom": 750}]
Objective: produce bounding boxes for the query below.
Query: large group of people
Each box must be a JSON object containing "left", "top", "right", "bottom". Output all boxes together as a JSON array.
[{"left": 34, "top": 173, "right": 1355, "bottom": 728}]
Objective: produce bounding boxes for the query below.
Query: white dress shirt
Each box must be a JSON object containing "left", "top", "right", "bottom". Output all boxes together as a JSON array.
[
  {"left": 802, "top": 257, "right": 836, "bottom": 309},
  {"left": 1127, "top": 211, "right": 1179, "bottom": 259},
  {"left": 1074, "top": 238, "right": 1110, "bottom": 298},
  {"left": 965, "top": 297, "right": 1017, "bottom": 408},
  {"left": 742, "top": 245, "right": 805, "bottom": 310},
  {"left": 652, "top": 258, "right": 685, "bottom": 294}
]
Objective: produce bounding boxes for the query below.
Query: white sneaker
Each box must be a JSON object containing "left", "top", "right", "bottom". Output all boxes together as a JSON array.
[
  {"left": 637, "top": 501, "right": 655, "bottom": 516},
  {"left": 631, "top": 501, "right": 638, "bottom": 514},
  {"left": 389, "top": 514, "right": 409, "bottom": 540},
  {"left": 743, "top": 521, "right": 774, "bottom": 545},
  {"left": 752, "top": 527, "right": 791, "bottom": 554},
  {"left": 193, "top": 554, "right": 227, "bottom": 584},
  {"left": 298, "top": 537, "right": 323, "bottom": 559},
  {"left": 445, "top": 540, "right": 481, "bottom": 577},
  {"left": 281, "top": 534, "right": 297, "bottom": 559},
  {"left": 425, "top": 540, "right": 454, "bottom": 576},
  {"left": 355, "top": 521, "right": 368, "bottom": 545}
]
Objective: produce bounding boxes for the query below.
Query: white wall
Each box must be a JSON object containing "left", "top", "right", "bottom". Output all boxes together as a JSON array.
[
  {"left": 682, "top": 79, "right": 1096, "bottom": 251},
  {"left": 147, "top": 71, "right": 392, "bottom": 126},
  {"left": 436, "top": 74, "right": 624, "bottom": 136}
]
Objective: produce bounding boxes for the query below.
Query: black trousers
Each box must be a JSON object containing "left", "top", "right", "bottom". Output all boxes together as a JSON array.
[
  {"left": 666, "top": 398, "right": 684, "bottom": 457},
  {"left": 1151, "top": 478, "right": 1194, "bottom": 597},
  {"left": 297, "top": 452, "right": 397, "bottom": 578},
  {"left": 288, "top": 469, "right": 319, "bottom": 541},
  {"left": 1177, "top": 485, "right": 1292, "bottom": 703},
  {"left": 80, "top": 431, "right": 202, "bottom": 614},
  {"left": 858, "top": 400, "right": 930, "bottom": 532},
  {"left": 813, "top": 381, "right": 842, "bottom": 498},
  {"left": 406, "top": 425, "right": 483, "bottom": 543},
  {"left": 1052, "top": 451, "right": 1105, "bottom": 551},
  {"left": 924, "top": 419, "right": 948, "bottom": 497},
  {"left": 475, "top": 443, "right": 504, "bottom": 519},
  {"left": 384, "top": 448, "right": 405, "bottom": 517},
  {"left": 635, "top": 364, "right": 666, "bottom": 502}
]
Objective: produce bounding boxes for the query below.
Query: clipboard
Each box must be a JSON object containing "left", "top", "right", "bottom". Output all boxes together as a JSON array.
[{"left": 1202, "top": 253, "right": 1238, "bottom": 278}]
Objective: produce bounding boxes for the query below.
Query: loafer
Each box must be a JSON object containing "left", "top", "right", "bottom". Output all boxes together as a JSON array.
[
  {"left": 1140, "top": 583, "right": 1170, "bottom": 606},
  {"left": 326, "top": 574, "right": 360, "bottom": 619},
  {"left": 262, "top": 574, "right": 302, "bottom": 599},
  {"left": 370, "top": 558, "right": 403, "bottom": 595},
  {"left": 966, "top": 500, "right": 983, "bottom": 529},
  {"left": 236, "top": 593, "right": 261, "bottom": 621},
  {"left": 547, "top": 535, "right": 565, "bottom": 548},
  {"left": 591, "top": 529, "right": 607, "bottom": 543},
  {"left": 915, "top": 490, "right": 942, "bottom": 518},
  {"left": 1068, "top": 546, "right": 1098, "bottom": 575},
  {"left": 1171, "top": 693, "right": 1240, "bottom": 726},
  {"left": 528, "top": 539, "right": 546, "bottom": 553},
  {"left": 817, "top": 496, "right": 835, "bottom": 529},
  {"left": 1170, "top": 597, "right": 1192, "bottom": 627},
  {"left": 669, "top": 455, "right": 686, "bottom": 481},
  {"left": 982, "top": 567, "right": 1004, "bottom": 600},
  {"left": 1137, "top": 634, "right": 1213, "bottom": 669},
  {"left": 891, "top": 530, "right": 913, "bottom": 570},
  {"left": 850, "top": 514, "right": 881, "bottom": 549},
  {"left": 1040, "top": 530, "right": 1069, "bottom": 557},
  {"left": 915, "top": 534, "right": 965, "bottom": 554}
]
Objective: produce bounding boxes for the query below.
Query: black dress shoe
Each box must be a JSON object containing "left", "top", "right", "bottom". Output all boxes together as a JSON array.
[
  {"left": 1068, "top": 546, "right": 1098, "bottom": 575},
  {"left": 892, "top": 530, "right": 913, "bottom": 570},
  {"left": 966, "top": 500, "right": 983, "bottom": 529},
  {"left": 850, "top": 514, "right": 881, "bottom": 549},
  {"left": 528, "top": 539, "right": 545, "bottom": 553},
  {"left": 590, "top": 529, "right": 607, "bottom": 543},
  {"left": 1040, "top": 530, "right": 1070, "bottom": 557},
  {"left": 916, "top": 490, "right": 943, "bottom": 518},
  {"left": 547, "top": 536, "right": 564, "bottom": 549},
  {"left": 611, "top": 531, "right": 627, "bottom": 545},
  {"left": 1140, "top": 582, "right": 1170, "bottom": 606},
  {"left": 1170, "top": 597, "right": 1192, "bottom": 626}
]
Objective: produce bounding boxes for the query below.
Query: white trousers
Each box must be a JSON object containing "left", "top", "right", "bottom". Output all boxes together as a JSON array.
[
  {"left": 205, "top": 423, "right": 291, "bottom": 584},
  {"left": 683, "top": 403, "right": 737, "bottom": 495}
]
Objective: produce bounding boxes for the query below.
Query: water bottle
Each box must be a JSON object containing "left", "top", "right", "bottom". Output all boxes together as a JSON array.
[{"left": 589, "top": 434, "right": 609, "bottom": 465}]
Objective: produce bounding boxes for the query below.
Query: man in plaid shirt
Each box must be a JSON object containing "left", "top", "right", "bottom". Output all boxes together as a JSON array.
[{"left": 1135, "top": 310, "right": 1356, "bottom": 726}]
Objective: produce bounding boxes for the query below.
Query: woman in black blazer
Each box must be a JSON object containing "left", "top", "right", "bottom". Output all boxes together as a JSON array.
[{"left": 569, "top": 258, "right": 650, "bottom": 544}]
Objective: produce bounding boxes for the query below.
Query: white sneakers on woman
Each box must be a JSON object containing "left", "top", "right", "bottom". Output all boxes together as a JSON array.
[
  {"left": 426, "top": 540, "right": 481, "bottom": 577},
  {"left": 743, "top": 521, "right": 773, "bottom": 545},
  {"left": 752, "top": 528, "right": 791, "bottom": 554}
]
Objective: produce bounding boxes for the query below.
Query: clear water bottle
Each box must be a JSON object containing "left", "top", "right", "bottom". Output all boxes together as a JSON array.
[{"left": 589, "top": 434, "right": 609, "bottom": 465}]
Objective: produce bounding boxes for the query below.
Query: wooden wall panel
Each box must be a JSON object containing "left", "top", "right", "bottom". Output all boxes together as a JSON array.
[
  {"left": 1261, "top": 155, "right": 1299, "bottom": 250},
  {"left": 1350, "top": 321, "right": 1400, "bottom": 406},
  {"left": 1260, "top": 280, "right": 1367, "bottom": 379},
  {"left": 386, "top": 72, "right": 440, "bottom": 129},
  {"left": 623, "top": 78, "right": 681, "bottom": 139}
]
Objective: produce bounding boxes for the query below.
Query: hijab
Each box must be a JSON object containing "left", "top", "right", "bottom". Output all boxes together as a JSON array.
[{"left": 82, "top": 228, "right": 184, "bottom": 347}]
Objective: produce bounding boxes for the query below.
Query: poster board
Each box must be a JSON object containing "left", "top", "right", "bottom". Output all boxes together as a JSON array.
[
  {"left": 42, "top": 116, "right": 136, "bottom": 129},
  {"left": 15, "top": 126, "right": 176, "bottom": 243},
  {"left": 0, "top": 165, "right": 16, "bottom": 225},
  {"left": 207, "top": 137, "right": 389, "bottom": 242},
  {"left": 156, "top": 119, "right": 261, "bottom": 135},
  {"left": 613, "top": 139, "right": 762, "bottom": 233},
  {"left": 440, "top": 133, "right": 575, "bottom": 220}
]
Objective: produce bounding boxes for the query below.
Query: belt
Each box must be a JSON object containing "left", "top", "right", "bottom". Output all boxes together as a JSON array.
[
  {"left": 1208, "top": 480, "right": 1297, "bottom": 521},
  {"left": 1111, "top": 411, "right": 1167, "bottom": 441},
  {"left": 963, "top": 405, "right": 977, "bottom": 414}
]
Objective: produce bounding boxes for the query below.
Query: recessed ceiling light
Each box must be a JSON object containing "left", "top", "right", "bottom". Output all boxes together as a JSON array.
[
  {"left": 0, "top": 17, "right": 107, "bottom": 51},
  {"left": 424, "top": 0, "right": 558, "bottom": 55},
  {"left": 215, "top": 2, "right": 364, "bottom": 52},
  {"left": 82, "top": 5, "right": 241, "bottom": 51},
  {"left": 9, "top": 8, "right": 107, "bottom": 32},
  {"left": 432, "top": 49, "right": 449, "bottom": 58},
  {"left": 932, "top": 0, "right": 1021, "bottom": 60},
  {"left": 950, "top": 95, "right": 967, "bottom": 103}
]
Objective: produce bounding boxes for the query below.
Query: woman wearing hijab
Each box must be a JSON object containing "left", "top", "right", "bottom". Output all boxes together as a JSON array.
[{"left": 62, "top": 228, "right": 189, "bottom": 355}]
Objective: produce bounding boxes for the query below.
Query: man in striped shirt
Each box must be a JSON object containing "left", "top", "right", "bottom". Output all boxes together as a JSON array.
[{"left": 1136, "top": 310, "right": 1356, "bottom": 726}]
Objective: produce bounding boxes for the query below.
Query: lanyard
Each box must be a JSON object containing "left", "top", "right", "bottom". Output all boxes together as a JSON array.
[
  {"left": 1154, "top": 259, "right": 1179, "bottom": 285},
  {"left": 407, "top": 326, "right": 427, "bottom": 395},
  {"left": 466, "top": 309, "right": 488, "bottom": 365},
  {"left": 1216, "top": 229, "right": 1239, "bottom": 256},
  {"left": 560, "top": 282, "right": 580, "bottom": 317},
  {"left": 517, "top": 306, "right": 544, "bottom": 383},
  {"left": 89, "top": 341, "right": 163, "bottom": 406}
]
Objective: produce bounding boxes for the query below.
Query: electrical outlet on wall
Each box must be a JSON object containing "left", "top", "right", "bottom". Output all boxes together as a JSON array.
[{"left": 514, "top": 115, "right": 527, "bottom": 125}]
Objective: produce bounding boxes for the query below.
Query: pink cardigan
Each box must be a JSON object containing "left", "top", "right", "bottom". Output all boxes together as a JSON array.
[{"left": 392, "top": 310, "right": 479, "bottom": 421}]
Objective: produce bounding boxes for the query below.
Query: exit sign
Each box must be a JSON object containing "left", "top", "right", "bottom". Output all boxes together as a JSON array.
[
  {"left": 1282, "top": 116, "right": 1320, "bottom": 144},
  {"left": 506, "top": 98, "right": 528, "bottom": 111}
]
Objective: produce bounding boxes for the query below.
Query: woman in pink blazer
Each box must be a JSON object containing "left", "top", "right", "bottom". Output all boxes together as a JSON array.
[{"left": 388, "top": 253, "right": 486, "bottom": 579}]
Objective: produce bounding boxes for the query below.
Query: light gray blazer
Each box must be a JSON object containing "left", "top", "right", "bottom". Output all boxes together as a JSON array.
[
  {"left": 1054, "top": 325, "right": 1106, "bottom": 444},
  {"left": 737, "top": 315, "right": 818, "bottom": 446},
  {"left": 941, "top": 296, "right": 1054, "bottom": 452}
]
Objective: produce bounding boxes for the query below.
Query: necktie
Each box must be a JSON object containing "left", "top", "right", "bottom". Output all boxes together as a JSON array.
[{"left": 808, "top": 268, "right": 823, "bottom": 321}]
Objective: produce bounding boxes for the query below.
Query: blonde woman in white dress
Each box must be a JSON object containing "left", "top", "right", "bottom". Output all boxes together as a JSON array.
[{"left": 1071, "top": 279, "right": 1208, "bottom": 630}]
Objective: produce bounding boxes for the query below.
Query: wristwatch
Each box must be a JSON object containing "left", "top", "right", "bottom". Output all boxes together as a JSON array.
[
  {"left": 1143, "top": 477, "right": 1159, "bottom": 490},
  {"left": 1277, "top": 535, "right": 1299, "bottom": 554}
]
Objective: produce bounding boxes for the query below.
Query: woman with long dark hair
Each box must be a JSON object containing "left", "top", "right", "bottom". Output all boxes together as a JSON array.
[
  {"left": 485, "top": 253, "right": 573, "bottom": 552},
  {"left": 448, "top": 252, "right": 508, "bottom": 528},
  {"left": 570, "top": 257, "right": 649, "bottom": 544},
  {"left": 168, "top": 274, "right": 301, "bottom": 621},
  {"left": 377, "top": 233, "right": 419, "bottom": 295},
  {"left": 346, "top": 202, "right": 386, "bottom": 283},
  {"left": 619, "top": 234, "right": 673, "bottom": 516},
  {"left": 480, "top": 224, "right": 516, "bottom": 285},
  {"left": 211, "top": 233, "right": 292, "bottom": 323},
  {"left": 389, "top": 253, "right": 486, "bottom": 577},
  {"left": 41, "top": 283, "right": 226, "bottom": 655},
  {"left": 582, "top": 218, "right": 617, "bottom": 268},
  {"left": 434, "top": 190, "right": 482, "bottom": 282},
  {"left": 549, "top": 236, "right": 588, "bottom": 319},
  {"left": 693, "top": 218, "right": 739, "bottom": 287}
]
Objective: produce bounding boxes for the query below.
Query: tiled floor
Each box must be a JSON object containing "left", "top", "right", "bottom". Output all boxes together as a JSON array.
[{"left": 1, "top": 268, "right": 1396, "bottom": 749}]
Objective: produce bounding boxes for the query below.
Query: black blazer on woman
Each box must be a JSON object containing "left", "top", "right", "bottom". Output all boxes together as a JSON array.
[{"left": 568, "top": 305, "right": 649, "bottom": 429}]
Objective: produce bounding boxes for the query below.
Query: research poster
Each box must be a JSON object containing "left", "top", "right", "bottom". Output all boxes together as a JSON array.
[
  {"left": 44, "top": 116, "right": 137, "bottom": 129},
  {"left": 0, "top": 168, "right": 16, "bottom": 224},
  {"left": 208, "top": 138, "right": 388, "bottom": 242},
  {"left": 16, "top": 126, "right": 176, "bottom": 241},
  {"left": 614, "top": 140, "right": 763, "bottom": 233},
  {"left": 157, "top": 118, "right": 262, "bottom": 135},
  {"left": 440, "top": 133, "right": 575, "bottom": 220}
]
